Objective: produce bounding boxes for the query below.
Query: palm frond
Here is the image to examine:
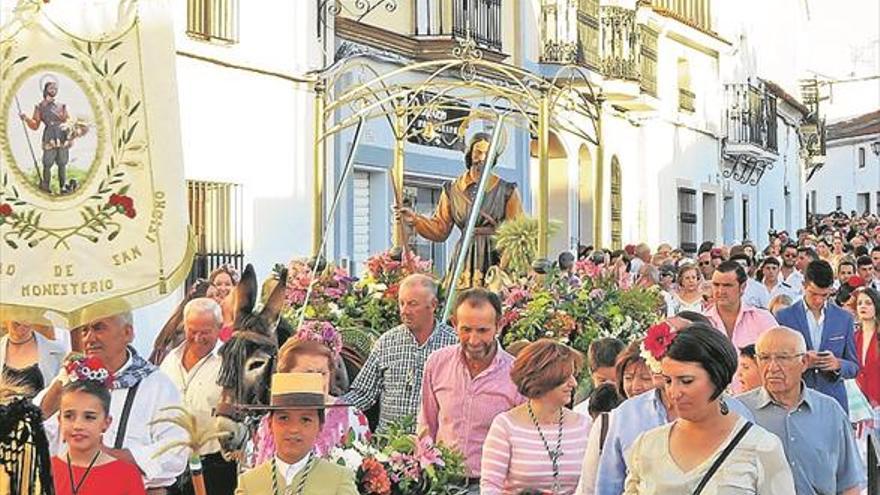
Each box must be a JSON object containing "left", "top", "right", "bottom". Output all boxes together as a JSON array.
[
  {"left": 149, "top": 405, "right": 227, "bottom": 459},
  {"left": 493, "top": 216, "right": 561, "bottom": 276},
  {"left": 152, "top": 440, "right": 191, "bottom": 459}
]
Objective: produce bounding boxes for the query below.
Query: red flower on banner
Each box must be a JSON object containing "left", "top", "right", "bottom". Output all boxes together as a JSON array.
[
  {"left": 0, "top": 204, "right": 12, "bottom": 217},
  {"left": 643, "top": 321, "right": 676, "bottom": 360},
  {"left": 108, "top": 193, "right": 136, "bottom": 219}
]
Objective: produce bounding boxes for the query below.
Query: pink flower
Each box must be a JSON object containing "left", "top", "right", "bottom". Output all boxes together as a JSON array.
[{"left": 415, "top": 436, "right": 444, "bottom": 469}]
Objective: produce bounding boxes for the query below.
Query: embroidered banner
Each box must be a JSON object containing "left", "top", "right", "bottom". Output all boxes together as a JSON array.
[{"left": 0, "top": 0, "right": 193, "bottom": 328}]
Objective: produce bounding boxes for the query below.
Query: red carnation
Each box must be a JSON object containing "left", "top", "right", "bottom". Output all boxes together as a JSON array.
[
  {"left": 847, "top": 276, "right": 865, "bottom": 289},
  {"left": 644, "top": 321, "right": 676, "bottom": 360},
  {"left": 108, "top": 194, "right": 136, "bottom": 218},
  {"left": 0, "top": 203, "right": 12, "bottom": 217}
]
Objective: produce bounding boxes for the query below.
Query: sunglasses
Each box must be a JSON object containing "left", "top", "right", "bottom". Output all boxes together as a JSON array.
[{"left": 699, "top": 261, "right": 712, "bottom": 266}]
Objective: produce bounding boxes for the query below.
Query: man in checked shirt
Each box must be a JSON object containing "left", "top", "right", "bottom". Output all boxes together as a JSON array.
[{"left": 344, "top": 274, "right": 457, "bottom": 432}]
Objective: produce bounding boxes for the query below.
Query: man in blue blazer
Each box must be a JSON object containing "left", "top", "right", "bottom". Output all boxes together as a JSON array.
[{"left": 775, "top": 260, "right": 860, "bottom": 412}]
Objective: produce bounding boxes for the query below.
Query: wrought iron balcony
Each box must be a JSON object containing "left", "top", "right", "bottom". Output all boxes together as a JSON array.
[
  {"left": 450, "top": 0, "right": 503, "bottom": 52},
  {"left": 722, "top": 81, "right": 779, "bottom": 185},
  {"left": 540, "top": 0, "right": 600, "bottom": 69},
  {"left": 724, "top": 82, "right": 778, "bottom": 153},
  {"left": 600, "top": 6, "right": 639, "bottom": 81}
]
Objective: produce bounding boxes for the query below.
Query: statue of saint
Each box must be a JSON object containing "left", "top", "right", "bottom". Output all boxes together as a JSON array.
[{"left": 396, "top": 133, "right": 523, "bottom": 288}]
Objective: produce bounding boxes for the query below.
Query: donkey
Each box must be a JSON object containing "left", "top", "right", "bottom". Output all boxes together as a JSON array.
[{"left": 213, "top": 263, "right": 360, "bottom": 458}]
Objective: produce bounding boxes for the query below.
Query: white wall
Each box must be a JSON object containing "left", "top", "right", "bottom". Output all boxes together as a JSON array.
[
  {"left": 132, "top": 1, "right": 324, "bottom": 353},
  {"left": 808, "top": 133, "right": 880, "bottom": 214}
]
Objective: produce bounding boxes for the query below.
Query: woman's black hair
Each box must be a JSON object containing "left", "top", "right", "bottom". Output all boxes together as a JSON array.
[
  {"left": 62, "top": 380, "right": 112, "bottom": 416},
  {"left": 664, "top": 322, "right": 738, "bottom": 400}
]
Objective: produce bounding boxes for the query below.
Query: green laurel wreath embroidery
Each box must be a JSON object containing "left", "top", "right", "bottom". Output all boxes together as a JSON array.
[{"left": 0, "top": 37, "right": 146, "bottom": 250}]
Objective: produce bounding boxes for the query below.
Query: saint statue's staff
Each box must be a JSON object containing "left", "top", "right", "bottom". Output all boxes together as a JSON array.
[
  {"left": 296, "top": 117, "right": 365, "bottom": 330},
  {"left": 13, "top": 94, "right": 43, "bottom": 184},
  {"left": 441, "top": 113, "right": 507, "bottom": 321}
]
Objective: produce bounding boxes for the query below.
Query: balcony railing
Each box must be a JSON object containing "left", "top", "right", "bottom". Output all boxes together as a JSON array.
[
  {"left": 724, "top": 81, "right": 778, "bottom": 153},
  {"left": 679, "top": 87, "right": 695, "bottom": 112},
  {"left": 540, "top": 0, "right": 600, "bottom": 69},
  {"left": 600, "top": 6, "right": 639, "bottom": 81},
  {"left": 541, "top": 1, "right": 578, "bottom": 64},
  {"left": 539, "top": 3, "right": 657, "bottom": 96},
  {"left": 451, "top": 0, "right": 503, "bottom": 52}
]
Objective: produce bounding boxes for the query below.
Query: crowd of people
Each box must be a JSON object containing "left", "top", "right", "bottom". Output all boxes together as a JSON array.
[{"left": 2, "top": 211, "right": 880, "bottom": 494}]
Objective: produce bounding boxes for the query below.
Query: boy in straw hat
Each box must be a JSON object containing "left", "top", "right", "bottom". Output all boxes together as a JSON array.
[{"left": 235, "top": 372, "right": 357, "bottom": 495}]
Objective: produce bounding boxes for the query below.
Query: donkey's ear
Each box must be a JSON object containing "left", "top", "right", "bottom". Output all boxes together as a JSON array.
[
  {"left": 233, "top": 264, "right": 258, "bottom": 324},
  {"left": 259, "top": 267, "right": 288, "bottom": 330}
]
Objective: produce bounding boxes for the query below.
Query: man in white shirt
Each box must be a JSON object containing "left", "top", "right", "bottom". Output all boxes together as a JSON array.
[
  {"left": 160, "top": 298, "right": 234, "bottom": 495},
  {"left": 730, "top": 253, "right": 770, "bottom": 309},
  {"left": 780, "top": 244, "right": 804, "bottom": 296},
  {"left": 39, "top": 312, "right": 188, "bottom": 493}
]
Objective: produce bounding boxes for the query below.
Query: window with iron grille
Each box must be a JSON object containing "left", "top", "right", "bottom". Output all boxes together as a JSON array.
[
  {"left": 610, "top": 158, "right": 622, "bottom": 249},
  {"left": 186, "top": 180, "right": 244, "bottom": 290},
  {"left": 678, "top": 188, "right": 697, "bottom": 254},
  {"left": 187, "top": 0, "right": 239, "bottom": 43}
]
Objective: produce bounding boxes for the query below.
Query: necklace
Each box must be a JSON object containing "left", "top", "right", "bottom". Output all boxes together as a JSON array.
[
  {"left": 7, "top": 333, "right": 35, "bottom": 345},
  {"left": 66, "top": 451, "right": 101, "bottom": 495},
  {"left": 527, "top": 400, "right": 564, "bottom": 495}
]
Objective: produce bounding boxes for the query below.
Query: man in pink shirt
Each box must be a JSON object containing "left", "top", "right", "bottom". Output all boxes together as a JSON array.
[
  {"left": 704, "top": 260, "right": 777, "bottom": 392},
  {"left": 418, "top": 288, "right": 524, "bottom": 492}
]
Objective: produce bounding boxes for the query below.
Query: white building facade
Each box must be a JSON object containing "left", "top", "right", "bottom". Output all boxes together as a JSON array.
[
  {"left": 806, "top": 111, "right": 880, "bottom": 215},
  {"left": 130, "top": 0, "right": 815, "bottom": 351}
]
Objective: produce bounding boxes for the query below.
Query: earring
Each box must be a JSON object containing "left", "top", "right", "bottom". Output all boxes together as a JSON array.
[{"left": 720, "top": 398, "right": 729, "bottom": 415}]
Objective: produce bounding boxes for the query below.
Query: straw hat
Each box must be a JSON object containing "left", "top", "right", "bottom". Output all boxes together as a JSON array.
[{"left": 238, "top": 372, "right": 348, "bottom": 410}]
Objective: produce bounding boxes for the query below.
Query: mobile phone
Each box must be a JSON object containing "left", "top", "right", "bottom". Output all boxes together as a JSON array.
[{"left": 817, "top": 350, "right": 833, "bottom": 358}]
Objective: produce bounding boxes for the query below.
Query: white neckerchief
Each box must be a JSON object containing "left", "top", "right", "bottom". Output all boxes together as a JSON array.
[{"left": 275, "top": 454, "right": 309, "bottom": 485}]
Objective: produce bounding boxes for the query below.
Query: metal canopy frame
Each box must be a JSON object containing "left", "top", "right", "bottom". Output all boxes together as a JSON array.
[{"left": 305, "top": 40, "right": 604, "bottom": 265}]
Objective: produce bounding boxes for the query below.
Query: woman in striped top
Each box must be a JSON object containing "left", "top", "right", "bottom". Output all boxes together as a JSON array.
[{"left": 481, "top": 339, "right": 591, "bottom": 495}]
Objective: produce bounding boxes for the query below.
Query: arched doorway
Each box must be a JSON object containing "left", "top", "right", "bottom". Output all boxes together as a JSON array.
[
  {"left": 578, "top": 144, "right": 593, "bottom": 246},
  {"left": 610, "top": 156, "right": 622, "bottom": 249}
]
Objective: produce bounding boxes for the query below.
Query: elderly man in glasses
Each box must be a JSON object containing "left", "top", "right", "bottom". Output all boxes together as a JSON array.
[{"left": 737, "top": 327, "right": 865, "bottom": 495}]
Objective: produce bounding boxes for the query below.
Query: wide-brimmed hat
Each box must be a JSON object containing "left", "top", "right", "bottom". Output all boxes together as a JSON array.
[{"left": 237, "top": 372, "right": 349, "bottom": 411}]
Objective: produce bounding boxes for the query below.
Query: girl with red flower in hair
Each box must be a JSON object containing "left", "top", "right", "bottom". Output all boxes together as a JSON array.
[{"left": 52, "top": 357, "right": 145, "bottom": 495}]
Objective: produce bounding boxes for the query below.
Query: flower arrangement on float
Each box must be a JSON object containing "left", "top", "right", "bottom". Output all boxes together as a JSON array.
[
  {"left": 499, "top": 261, "right": 664, "bottom": 356},
  {"left": 278, "top": 250, "right": 437, "bottom": 359},
  {"left": 328, "top": 417, "right": 467, "bottom": 495}
]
